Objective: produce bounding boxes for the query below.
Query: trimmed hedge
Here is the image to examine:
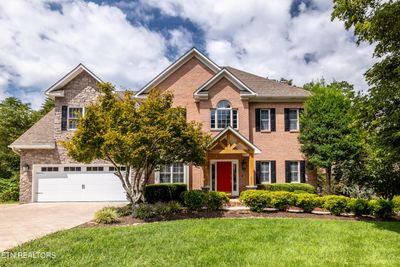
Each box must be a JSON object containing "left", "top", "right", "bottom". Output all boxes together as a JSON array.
[
  {"left": 258, "top": 183, "right": 316, "bottom": 194},
  {"left": 393, "top": 196, "right": 400, "bottom": 213},
  {"left": 144, "top": 183, "right": 187, "bottom": 203},
  {"left": 239, "top": 190, "right": 395, "bottom": 218},
  {"left": 183, "top": 190, "right": 229, "bottom": 211}
]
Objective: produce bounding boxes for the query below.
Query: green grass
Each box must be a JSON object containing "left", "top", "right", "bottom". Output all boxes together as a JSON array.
[{"left": 2, "top": 218, "right": 400, "bottom": 267}]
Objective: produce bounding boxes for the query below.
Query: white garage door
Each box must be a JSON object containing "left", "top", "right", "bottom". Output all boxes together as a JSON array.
[{"left": 35, "top": 166, "right": 127, "bottom": 202}]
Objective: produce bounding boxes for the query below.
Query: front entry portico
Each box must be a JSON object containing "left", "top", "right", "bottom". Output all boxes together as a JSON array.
[{"left": 205, "top": 127, "right": 261, "bottom": 196}]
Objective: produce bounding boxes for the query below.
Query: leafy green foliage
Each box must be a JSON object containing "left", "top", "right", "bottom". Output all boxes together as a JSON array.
[
  {"left": 258, "top": 183, "right": 316, "bottom": 194},
  {"left": 346, "top": 198, "right": 370, "bottom": 216},
  {"left": 369, "top": 199, "right": 394, "bottom": 219},
  {"left": 63, "top": 83, "right": 211, "bottom": 204},
  {"left": 321, "top": 195, "right": 350, "bottom": 215},
  {"left": 133, "top": 201, "right": 183, "bottom": 219},
  {"left": 332, "top": 0, "right": 400, "bottom": 198},
  {"left": 94, "top": 208, "right": 118, "bottom": 224},
  {"left": 205, "top": 192, "right": 229, "bottom": 211},
  {"left": 269, "top": 191, "right": 296, "bottom": 211},
  {"left": 183, "top": 190, "right": 207, "bottom": 211},
  {"left": 393, "top": 196, "right": 400, "bottom": 213},
  {"left": 144, "top": 183, "right": 187, "bottom": 203},
  {"left": 295, "top": 193, "right": 321, "bottom": 213},
  {"left": 112, "top": 204, "right": 132, "bottom": 217},
  {"left": 239, "top": 190, "right": 272, "bottom": 212},
  {"left": 299, "top": 81, "right": 362, "bottom": 193}
]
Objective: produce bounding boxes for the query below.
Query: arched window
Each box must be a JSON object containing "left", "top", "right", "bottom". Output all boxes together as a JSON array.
[{"left": 210, "top": 100, "right": 238, "bottom": 129}]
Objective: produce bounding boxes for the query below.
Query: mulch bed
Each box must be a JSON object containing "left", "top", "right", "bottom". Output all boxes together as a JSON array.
[{"left": 78, "top": 209, "right": 400, "bottom": 228}]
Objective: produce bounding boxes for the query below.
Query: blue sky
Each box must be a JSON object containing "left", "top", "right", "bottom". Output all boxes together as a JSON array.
[{"left": 0, "top": 0, "right": 375, "bottom": 109}]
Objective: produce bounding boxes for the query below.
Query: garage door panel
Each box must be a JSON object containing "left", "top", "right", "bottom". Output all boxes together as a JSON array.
[{"left": 36, "top": 167, "right": 127, "bottom": 202}]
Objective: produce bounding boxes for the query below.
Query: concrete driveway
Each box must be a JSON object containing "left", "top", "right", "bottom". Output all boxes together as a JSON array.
[{"left": 0, "top": 202, "right": 126, "bottom": 251}]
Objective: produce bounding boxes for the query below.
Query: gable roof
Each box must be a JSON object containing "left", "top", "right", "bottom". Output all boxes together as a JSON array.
[
  {"left": 224, "top": 66, "right": 311, "bottom": 99},
  {"left": 210, "top": 126, "right": 261, "bottom": 154},
  {"left": 193, "top": 68, "right": 257, "bottom": 100},
  {"left": 9, "top": 109, "right": 55, "bottom": 150},
  {"left": 135, "top": 48, "right": 221, "bottom": 97},
  {"left": 45, "top": 64, "right": 103, "bottom": 96}
]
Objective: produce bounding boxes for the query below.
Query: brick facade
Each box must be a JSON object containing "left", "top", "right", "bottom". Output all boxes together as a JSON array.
[{"left": 16, "top": 53, "right": 315, "bottom": 203}]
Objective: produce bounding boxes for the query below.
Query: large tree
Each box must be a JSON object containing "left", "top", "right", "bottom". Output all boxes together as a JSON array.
[
  {"left": 332, "top": 0, "right": 400, "bottom": 198},
  {"left": 299, "top": 81, "right": 362, "bottom": 194},
  {"left": 63, "top": 83, "right": 211, "bottom": 205}
]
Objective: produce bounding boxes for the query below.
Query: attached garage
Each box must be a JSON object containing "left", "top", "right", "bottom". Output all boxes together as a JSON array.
[{"left": 33, "top": 165, "right": 127, "bottom": 202}]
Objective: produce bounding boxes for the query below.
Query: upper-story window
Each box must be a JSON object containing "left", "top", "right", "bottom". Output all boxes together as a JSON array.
[
  {"left": 210, "top": 100, "right": 238, "bottom": 130},
  {"left": 284, "top": 108, "right": 302, "bottom": 132},
  {"left": 68, "top": 107, "right": 83, "bottom": 130},
  {"left": 260, "top": 109, "right": 270, "bottom": 131}
]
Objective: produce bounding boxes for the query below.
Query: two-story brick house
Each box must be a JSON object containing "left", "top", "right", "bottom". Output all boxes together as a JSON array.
[{"left": 10, "top": 48, "right": 316, "bottom": 203}]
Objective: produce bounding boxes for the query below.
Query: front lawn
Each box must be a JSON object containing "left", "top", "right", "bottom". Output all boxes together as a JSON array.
[{"left": 3, "top": 218, "right": 400, "bottom": 266}]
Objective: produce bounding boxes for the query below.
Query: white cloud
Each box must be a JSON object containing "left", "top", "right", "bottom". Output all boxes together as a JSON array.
[
  {"left": 0, "top": 0, "right": 171, "bottom": 108},
  {"left": 168, "top": 28, "right": 193, "bottom": 56},
  {"left": 143, "top": 0, "right": 376, "bottom": 90}
]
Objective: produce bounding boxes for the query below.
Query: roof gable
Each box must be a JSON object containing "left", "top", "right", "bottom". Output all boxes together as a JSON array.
[
  {"left": 45, "top": 64, "right": 102, "bottom": 96},
  {"left": 135, "top": 48, "right": 221, "bottom": 97},
  {"left": 193, "top": 68, "right": 257, "bottom": 100},
  {"left": 210, "top": 126, "right": 261, "bottom": 154}
]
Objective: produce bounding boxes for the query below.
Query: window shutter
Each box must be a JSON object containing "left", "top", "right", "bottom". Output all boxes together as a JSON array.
[
  {"left": 285, "top": 161, "right": 291, "bottom": 182},
  {"left": 61, "top": 106, "right": 68, "bottom": 131},
  {"left": 300, "top": 161, "right": 305, "bottom": 183},
  {"left": 271, "top": 161, "right": 276, "bottom": 183},
  {"left": 270, "top": 108, "right": 276, "bottom": 131},
  {"left": 255, "top": 109, "right": 261, "bottom": 132},
  {"left": 255, "top": 161, "right": 261, "bottom": 184},
  {"left": 284, "top": 108, "right": 290, "bottom": 131}
]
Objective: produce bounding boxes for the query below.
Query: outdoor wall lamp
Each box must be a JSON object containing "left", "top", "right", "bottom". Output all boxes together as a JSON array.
[
  {"left": 22, "top": 163, "right": 29, "bottom": 172},
  {"left": 241, "top": 159, "right": 247, "bottom": 172}
]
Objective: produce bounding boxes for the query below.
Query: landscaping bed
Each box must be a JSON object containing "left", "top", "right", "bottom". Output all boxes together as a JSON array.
[{"left": 81, "top": 208, "right": 400, "bottom": 228}]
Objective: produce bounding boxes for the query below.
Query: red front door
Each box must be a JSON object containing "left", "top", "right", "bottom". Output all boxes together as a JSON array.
[{"left": 217, "top": 162, "right": 232, "bottom": 193}]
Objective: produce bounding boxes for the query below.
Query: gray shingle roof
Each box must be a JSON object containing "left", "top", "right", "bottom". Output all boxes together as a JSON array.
[
  {"left": 9, "top": 109, "right": 55, "bottom": 149},
  {"left": 224, "top": 66, "right": 311, "bottom": 98}
]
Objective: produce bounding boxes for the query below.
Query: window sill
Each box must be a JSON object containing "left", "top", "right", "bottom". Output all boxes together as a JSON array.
[
  {"left": 289, "top": 130, "right": 300, "bottom": 133},
  {"left": 260, "top": 130, "right": 272, "bottom": 133}
]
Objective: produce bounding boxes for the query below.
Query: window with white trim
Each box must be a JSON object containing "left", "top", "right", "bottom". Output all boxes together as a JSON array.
[
  {"left": 109, "top": 166, "right": 127, "bottom": 172},
  {"left": 289, "top": 109, "right": 299, "bottom": 131},
  {"left": 289, "top": 161, "right": 300, "bottom": 183},
  {"left": 210, "top": 100, "right": 238, "bottom": 129},
  {"left": 259, "top": 161, "right": 271, "bottom": 183},
  {"left": 260, "top": 109, "right": 270, "bottom": 131},
  {"left": 68, "top": 107, "right": 83, "bottom": 129},
  {"left": 158, "top": 163, "right": 186, "bottom": 183}
]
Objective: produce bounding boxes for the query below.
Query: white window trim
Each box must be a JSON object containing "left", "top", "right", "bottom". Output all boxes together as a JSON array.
[
  {"left": 67, "top": 106, "right": 85, "bottom": 130},
  {"left": 289, "top": 109, "right": 300, "bottom": 132},
  {"left": 260, "top": 109, "right": 271, "bottom": 132},
  {"left": 210, "top": 108, "right": 239, "bottom": 130},
  {"left": 155, "top": 164, "right": 189, "bottom": 185},
  {"left": 290, "top": 161, "right": 301, "bottom": 183},
  {"left": 260, "top": 161, "right": 271, "bottom": 184}
]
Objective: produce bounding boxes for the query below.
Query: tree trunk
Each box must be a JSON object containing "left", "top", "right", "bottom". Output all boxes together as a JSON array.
[{"left": 326, "top": 167, "right": 332, "bottom": 194}]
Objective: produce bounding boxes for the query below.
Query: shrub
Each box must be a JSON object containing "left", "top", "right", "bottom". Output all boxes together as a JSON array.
[
  {"left": 144, "top": 183, "right": 187, "bottom": 203},
  {"left": 346, "top": 198, "right": 370, "bottom": 216},
  {"left": 113, "top": 204, "right": 132, "bottom": 217},
  {"left": 321, "top": 195, "right": 350, "bottom": 215},
  {"left": 239, "top": 190, "right": 272, "bottom": 212},
  {"left": 269, "top": 191, "right": 296, "bottom": 211},
  {"left": 369, "top": 199, "right": 394, "bottom": 219},
  {"left": 95, "top": 207, "right": 118, "bottom": 224},
  {"left": 258, "top": 183, "right": 316, "bottom": 194},
  {"left": 0, "top": 177, "right": 19, "bottom": 202},
  {"left": 133, "top": 201, "right": 183, "bottom": 219},
  {"left": 393, "top": 196, "right": 400, "bottom": 213},
  {"left": 206, "top": 192, "right": 229, "bottom": 211},
  {"left": 295, "top": 193, "right": 321, "bottom": 212},
  {"left": 183, "top": 190, "right": 207, "bottom": 211},
  {"left": 133, "top": 203, "right": 156, "bottom": 219}
]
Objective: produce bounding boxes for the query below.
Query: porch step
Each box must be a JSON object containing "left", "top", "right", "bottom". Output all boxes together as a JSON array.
[{"left": 225, "top": 198, "right": 244, "bottom": 207}]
